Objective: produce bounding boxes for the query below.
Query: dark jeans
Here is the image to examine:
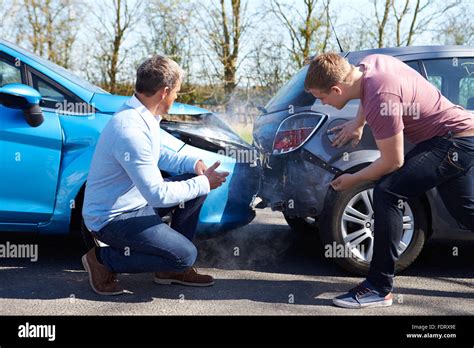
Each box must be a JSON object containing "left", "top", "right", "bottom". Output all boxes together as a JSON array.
[
  {"left": 367, "top": 135, "right": 474, "bottom": 294},
  {"left": 94, "top": 174, "right": 207, "bottom": 274}
]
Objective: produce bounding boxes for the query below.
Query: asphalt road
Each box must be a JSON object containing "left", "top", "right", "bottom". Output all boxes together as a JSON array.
[{"left": 0, "top": 208, "right": 472, "bottom": 316}]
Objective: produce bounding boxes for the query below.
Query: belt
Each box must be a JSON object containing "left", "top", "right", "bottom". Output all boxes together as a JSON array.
[
  {"left": 452, "top": 129, "right": 474, "bottom": 138},
  {"left": 444, "top": 129, "right": 474, "bottom": 140}
]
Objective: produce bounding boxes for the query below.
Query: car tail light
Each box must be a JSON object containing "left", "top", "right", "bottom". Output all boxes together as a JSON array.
[{"left": 272, "top": 112, "right": 326, "bottom": 155}]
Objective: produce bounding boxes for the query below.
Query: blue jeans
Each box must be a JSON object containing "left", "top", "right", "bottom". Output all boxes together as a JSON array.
[
  {"left": 94, "top": 174, "right": 207, "bottom": 274},
  {"left": 367, "top": 135, "right": 474, "bottom": 294}
]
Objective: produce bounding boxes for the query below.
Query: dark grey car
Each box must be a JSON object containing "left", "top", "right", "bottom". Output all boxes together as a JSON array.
[{"left": 253, "top": 45, "right": 474, "bottom": 275}]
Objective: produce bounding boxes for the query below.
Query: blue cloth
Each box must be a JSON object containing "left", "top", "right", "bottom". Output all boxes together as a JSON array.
[
  {"left": 94, "top": 174, "right": 206, "bottom": 274},
  {"left": 83, "top": 95, "right": 210, "bottom": 232}
]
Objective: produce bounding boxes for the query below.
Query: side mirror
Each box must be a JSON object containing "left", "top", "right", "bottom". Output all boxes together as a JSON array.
[{"left": 0, "top": 83, "right": 44, "bottom": 127}]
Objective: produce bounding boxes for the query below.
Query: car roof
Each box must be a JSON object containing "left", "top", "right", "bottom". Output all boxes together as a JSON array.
[{"left": 345, "top": 45, "right": 474, "bottom": 63}]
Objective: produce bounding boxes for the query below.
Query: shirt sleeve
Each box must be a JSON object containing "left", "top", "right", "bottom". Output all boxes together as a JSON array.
[
  {"left": 364, "top": 92, "right": 405, "bottom": 140},
  {"left": 112, "top": 126, "right": 210, "bottom": 208},
  {"left": 159, "top": 145, "right": 201, "bottom": 174}
]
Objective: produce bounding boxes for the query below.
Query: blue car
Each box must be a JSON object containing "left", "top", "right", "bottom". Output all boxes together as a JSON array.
[{"left": 0, "top": 39, "right": 260, "bottom": 240}]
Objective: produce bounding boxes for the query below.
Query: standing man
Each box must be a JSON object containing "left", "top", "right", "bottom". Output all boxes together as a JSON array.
[
  {"left": 82, "top": 55, "right": 229, "bottom": 295},
  {"left": 305, "top": 53, "right": 474, "bottom": 308}
]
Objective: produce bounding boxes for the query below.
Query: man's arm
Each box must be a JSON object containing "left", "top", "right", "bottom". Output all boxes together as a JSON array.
[
  {"left": 158, "top": 129, "right": 202, "bottom": 174},
  {"left": 330, "top": 91, "right": 406, "bottom": 191},
  {"left": 159, "top": 145, "right": 202, "bottom": 174},
  {"left": 352, "top": 130, "right": 404, "bottom": 181},
  {"left": 330, "top": 131, "right": 404, "bottom": 191},
  {"left": 355, "top": 103, "right": 366, "bottom": 128},
  {"left": 113, "top": 127, "right": 210, "bottom": 207}
]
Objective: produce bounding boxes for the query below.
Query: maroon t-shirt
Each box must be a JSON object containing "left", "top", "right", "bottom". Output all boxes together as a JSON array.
[{"left": 359, "top": 54, "right": 474, "bottom": 144}]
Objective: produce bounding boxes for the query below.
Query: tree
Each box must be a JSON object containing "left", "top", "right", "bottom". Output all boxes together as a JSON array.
[
  {"left": 199, "top": 0, "right": 252, "bottom": 103},
  {"left": 369, "top": 0, "right": 461, "bottom": 48},
  {"left": 270, "top": 0, "right": 332, "bottom": 68},
  {"left": 0, "top": 0, "right": 16, "bottom": 39},
  {"left": 92, "top": 0, "right": 143, "bottom": 94},
  {"left": 15, "top": 0, "right": 83, "bottom": 68},
  {"left": 437, "top": 3, "right": 474, "bottom": 45},
  {"left": 142, "top": 0, "right": 194, "bottom": 70},
  {"left": 372, "top": 0, "right": 392, "bottom": 48},
  {"left": 142, "top": 0, "right": 199, "bottom": 102}
]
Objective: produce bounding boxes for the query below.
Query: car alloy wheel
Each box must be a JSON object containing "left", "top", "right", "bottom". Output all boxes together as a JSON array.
[{"left": 340, "top": 188, "right": 415, "bottom": 263}]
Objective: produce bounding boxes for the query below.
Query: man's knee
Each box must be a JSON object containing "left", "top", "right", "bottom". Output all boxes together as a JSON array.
[
  {"left": 374, "top": 173, "right": 408, "bottom": 203},
  {"left": 196, "top": 193, "right": 207, "bottom": 204},
  {"left": 186, "top": 193, "right": 207, "bottom": 208},
  {"left": 373, "top": 180, "right": 392, "bottom": 200},
  {"left": 175, "top": 242, "right": 197, "bottom": 270}
]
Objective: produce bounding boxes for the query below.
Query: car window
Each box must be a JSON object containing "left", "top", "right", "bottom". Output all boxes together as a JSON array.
[
  {"left": 423, "top": 58, "right": 474, "bottom": 110},
  {"left": 0, "top": 59, "right": 21, "bottom": 87},
  {"left": 404, "top": 60, "right": 421, "bottom": 73},
  {"left": 264, "top": 66, "right": 316, "bottom": 113},
  {"left": 459, "top": 75, "right": 474, "bottom": 110},
  {"left": 31, "top": 72, "right": 73, "bottom": 109},
  {"left": 428, "top": 75, "right": 442, "bottom": 91},
  {"left": 2, "top": 40, "right": 107, "bottom": 94}
]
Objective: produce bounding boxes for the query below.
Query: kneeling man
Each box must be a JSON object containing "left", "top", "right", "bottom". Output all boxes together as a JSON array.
[{"left": 82, "top": 56, "right": 228, "bottom": 295}]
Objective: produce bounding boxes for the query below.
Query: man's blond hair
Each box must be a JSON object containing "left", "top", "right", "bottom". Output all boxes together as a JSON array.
[{"left": 304, "top": 53, "right": 353, "bottom": 92}]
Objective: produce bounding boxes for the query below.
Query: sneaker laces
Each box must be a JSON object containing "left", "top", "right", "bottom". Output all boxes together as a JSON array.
[{"left": 350, "top": 282, "right": 371, "bottom": 296}]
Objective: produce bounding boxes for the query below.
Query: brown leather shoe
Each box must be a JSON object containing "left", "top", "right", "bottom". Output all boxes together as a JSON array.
[
  {"left": 154, "top": 267, "right": 214, "bottom": 287},
  {"left": 82, "top": 248, "right": 125, "bottom": 295}
]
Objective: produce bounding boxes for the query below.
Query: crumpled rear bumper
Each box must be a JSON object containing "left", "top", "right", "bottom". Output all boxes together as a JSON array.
[{"left": 258, "top": 149, "right": 334, "bottom": 218}]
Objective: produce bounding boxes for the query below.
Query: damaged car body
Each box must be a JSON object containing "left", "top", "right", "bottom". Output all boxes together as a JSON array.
[
  {"left": 0, "top": 39, "right": 259, "bottom": 240},
  {"left": 253, "top": 45, "right": 474, "bottom": 275}
]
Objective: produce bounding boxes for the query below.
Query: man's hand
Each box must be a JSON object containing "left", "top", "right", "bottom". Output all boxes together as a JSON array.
[
  {"left": 329, "top": 119, "right": 364, "bottom": 148},
  {"left": 203, "top": 161, "right": 229, "bottom": 190},
  {"left": 330, "top": 173, "right": 360, "bottom": 191},
  {"left": 194, "top": 160, "right": 208, "bottom": 175}
]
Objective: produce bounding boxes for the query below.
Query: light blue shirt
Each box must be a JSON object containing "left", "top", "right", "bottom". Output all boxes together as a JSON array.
[{"left": 82, "top": 95, "right": 210, "bottom": 232}]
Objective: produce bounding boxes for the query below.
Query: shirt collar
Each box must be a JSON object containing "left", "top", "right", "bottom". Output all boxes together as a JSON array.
[{"left": 126, "top": 95, "right": 162, "bottom": 128}]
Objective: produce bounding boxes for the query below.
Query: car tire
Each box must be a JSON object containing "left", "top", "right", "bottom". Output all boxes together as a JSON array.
[
  {"left": 319, "top": 182, "right": 428, "bottom": 276},
  {"left": 283, "top": 214, "right": 319, "bottom": 236}
]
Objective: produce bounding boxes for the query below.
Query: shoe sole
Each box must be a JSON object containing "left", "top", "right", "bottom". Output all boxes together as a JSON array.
[
  {"left": 153, "top": 277, "right": 214, "bottom": 287},
  {"left": 333, "top": 298, "right": 393, "bottom": 309},
  {"left": 82, "top": 255, "right": 125, "bottom": 296}
]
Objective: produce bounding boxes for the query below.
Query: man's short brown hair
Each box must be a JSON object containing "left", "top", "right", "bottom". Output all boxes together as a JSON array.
[
  {"left": 135, "top": 55, "right": 184, "bottom": 97},
  {"left": 304, "top": 53, "right": 352, "bottom": 92}
]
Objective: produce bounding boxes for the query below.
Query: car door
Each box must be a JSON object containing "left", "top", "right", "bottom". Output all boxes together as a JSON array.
[{"left": 0, "top": 53, "right": 62, "bottom": 225}]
